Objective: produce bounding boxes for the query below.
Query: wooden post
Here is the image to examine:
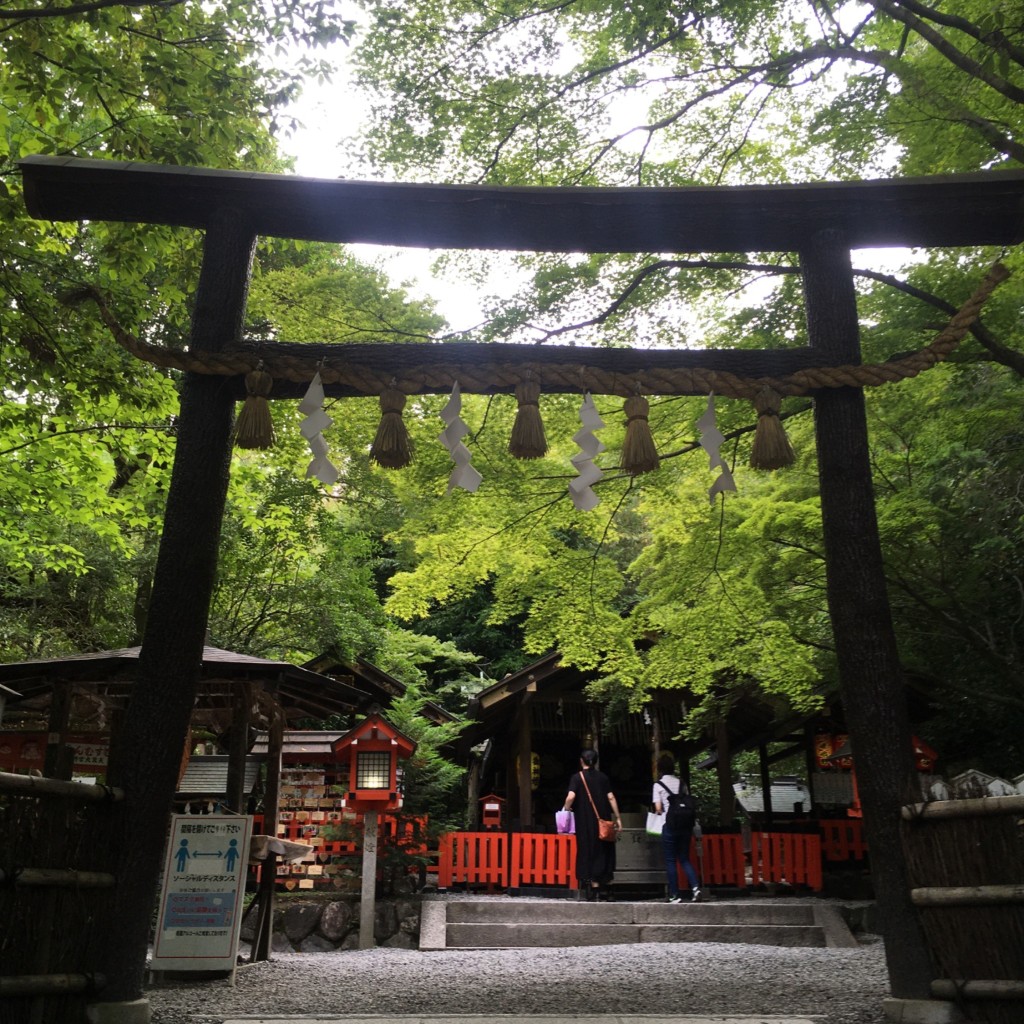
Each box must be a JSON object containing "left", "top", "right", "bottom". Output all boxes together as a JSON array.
[
  {"left": 96, "top": 209, "right": 257, "bottom": 1005},
  {"left": 43, "top": 682, "right": 72, "bottom": 780},
  {"left": 252, "top": 702, "right": 283, "bottom": 962},
  {"left": 758, "top": 742, "right": 774, "bottom": 828},
  {"left": 801, "top": 229, "right": 933, "bottom": 1000},
  {"left": 358, "top": 811, "right": 379, "bottom": 949},
  {"left": 466, "top": 756, "right": 481, "bottom": 829},
  {"left": 226, "top": 681, "right": 253, "bottom": 813},
  {"left": 516, "top": 704, "right": 532, "bottom": 829}
]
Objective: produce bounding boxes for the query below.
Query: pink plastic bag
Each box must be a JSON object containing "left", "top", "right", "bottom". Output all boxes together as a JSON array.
[{"left": 555, "top": 810, "right": 575, "bottom": 834}]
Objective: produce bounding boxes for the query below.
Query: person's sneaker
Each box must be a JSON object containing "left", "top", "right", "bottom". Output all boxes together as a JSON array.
[
  {"left": 691, "top": 888, "right": 702, "bottom": 903},
  {"left": 668, "top": 894, "right": 683, "bottom": 904}
]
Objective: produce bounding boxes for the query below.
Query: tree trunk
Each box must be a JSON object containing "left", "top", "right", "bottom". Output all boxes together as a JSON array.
[
  {"left": 801, "top": 230, "right": 934, "bottom": 999},
  {"left": 97, "top": 209, "right": 256, "bottom": 1002}
]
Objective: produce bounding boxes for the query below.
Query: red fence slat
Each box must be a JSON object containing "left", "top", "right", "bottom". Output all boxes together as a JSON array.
[
  {"left": 511, "top": 832, "right": 577, "bottom": 888},
  {"left": 693, "top": 833, "right": 747, "bottom": 887},
  {"left": 750, "top": 832, "right": 822, "bottom": 891},
  {"left": 818, "top": 819, "right": 867, "bottom": 861}
]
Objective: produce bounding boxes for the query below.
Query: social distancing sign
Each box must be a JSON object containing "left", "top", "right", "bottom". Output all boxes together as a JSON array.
[{"left": 153, "top": 814, "right": 253, "bottom": 971}]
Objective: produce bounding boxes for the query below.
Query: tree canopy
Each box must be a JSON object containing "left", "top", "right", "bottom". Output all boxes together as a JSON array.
[{"left": 2, "top": 0, "right": 1023, "bottom": 781}]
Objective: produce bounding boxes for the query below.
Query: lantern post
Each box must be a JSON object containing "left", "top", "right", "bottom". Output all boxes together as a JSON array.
[{"left": 332, "top": 714, "right": 417, "bottom": 949}]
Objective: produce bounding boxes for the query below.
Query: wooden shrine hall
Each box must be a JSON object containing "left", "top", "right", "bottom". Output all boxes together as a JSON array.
[{"left": 14, "top": 154, "right": 1024, "bottom": 1012}]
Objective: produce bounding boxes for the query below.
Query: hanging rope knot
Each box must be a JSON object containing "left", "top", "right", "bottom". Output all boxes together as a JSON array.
[
  {"left": 620, "top": 393, "right": 659, "bottom": 475},
  {"left": 509, "top": 378, "right": 547, "bottom": 459},
  {"left": 234, "top": 362, "right": 276, "bottom": 449},
  {"left": 750, "top": 386, "right": 794, "bottom": 470},
  {"left": 370, "top": 385, "right": 412, "bottom": 469}
]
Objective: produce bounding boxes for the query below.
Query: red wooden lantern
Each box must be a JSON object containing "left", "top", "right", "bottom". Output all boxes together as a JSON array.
[
  {"left": 479, "top": 793, "right": 506, "bottom": 829},
  {"left": 331, "top": 713, "right": 417, "bottom": 813}
]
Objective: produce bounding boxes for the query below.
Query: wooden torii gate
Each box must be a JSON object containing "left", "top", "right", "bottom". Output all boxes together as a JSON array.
[{"left": 19, "top": 155, "right": 1024, "bottom": 1020}]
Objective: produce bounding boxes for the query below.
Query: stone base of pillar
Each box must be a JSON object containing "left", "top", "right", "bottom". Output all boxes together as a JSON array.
[
  {"left": 883, "top": 997, "right": 966, "bottom": 1024},
  {"left": 86, "top": 997, "right": 152, "bottom": 1024}
]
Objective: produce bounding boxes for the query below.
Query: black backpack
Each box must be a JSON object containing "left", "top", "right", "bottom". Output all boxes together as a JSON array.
[{"left": 658, "top": 779, "right": 698, "bottom": 832}]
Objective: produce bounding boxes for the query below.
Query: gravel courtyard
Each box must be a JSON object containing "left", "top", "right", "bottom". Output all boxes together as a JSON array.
[{"left": 147, "top": 936, "right": 891, "bottom": 1024}]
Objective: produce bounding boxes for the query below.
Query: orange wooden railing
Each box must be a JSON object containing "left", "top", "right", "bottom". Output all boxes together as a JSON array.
[
  {"left": 817, "top": 818, "right": 867, "bottom": 861},
  {"left": 693, "top": 832, "right": 747, "bottom": 887},
  {"left": 437, "top": 830, "right": 508, "bottom": 888},
  {"left": 253, "top": 821, "right": 836, "bottom": 892},
  {"left": 749, "top": 831, "right": 823, "bottom": 891},
  {"left": 511, "top": 831, "right": 577, "bottom": 888},
  {"left": 436, "top": 831, "right": 757, "bottom": 892}
]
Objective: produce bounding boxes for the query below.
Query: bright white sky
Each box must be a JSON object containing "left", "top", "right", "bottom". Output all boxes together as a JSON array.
[
  {"left": 277, "top": 42, "right": 916, "bottom": 340},
  {"left": 279, "top": 58, "right": 520, "bottom": 334}
]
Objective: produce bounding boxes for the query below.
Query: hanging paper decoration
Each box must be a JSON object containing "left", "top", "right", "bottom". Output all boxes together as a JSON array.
[
  {"left": 370, "top": 385, "right": 412, "bottom": 469},
  {"left": 438, "top": 381, "right": 482, "bottom": 494},
  {"left": 750, "top": 385, "right": 795, "bottom": 470},
  {"left": 620, "top": 392, "right": 659, "bottom": 475},
  {"left": 697, "top": 393, "right": 737, "bottom": 504},
  {"left": 299, "top": 372, "right": 339, "bottom": 485},
  {"left": 234, "top": 364, "right": 275, "bottom": 449},
  {"left": 569, "top": 392, "right": 605, "bottom": 511},
  {"left": 508, "top": 377, "right": 547, "bottom": 459}
]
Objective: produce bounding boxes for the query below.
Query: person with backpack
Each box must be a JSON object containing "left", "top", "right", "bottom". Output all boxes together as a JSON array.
[{"left": 652, "top": 752, "right": 701, "bottom": 903}]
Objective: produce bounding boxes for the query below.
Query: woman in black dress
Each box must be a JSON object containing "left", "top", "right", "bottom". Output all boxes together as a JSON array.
[{"left": 562, "top": 748, "right": 622, "bottom": 900}]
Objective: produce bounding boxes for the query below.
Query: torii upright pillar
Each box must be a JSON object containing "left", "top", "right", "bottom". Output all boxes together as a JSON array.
[
  {"left": 94, "top": 209, "right": 256, "bottom": 1014},
  {"left": 801, "top": 230, "right": 934, "bottom": 1003}
]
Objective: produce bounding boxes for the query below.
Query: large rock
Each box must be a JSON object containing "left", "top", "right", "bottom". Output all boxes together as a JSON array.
[
  {"left": 300, "top": 932, "right": 338, "bottom": 953},
  {"left": 318, "top": 900, "right": 355, "bottom": 941},
  {"left": 374, "top": 902, "right": 399, "bottom": 941},
  {"left": 283, "top": 901, "right": 323, "bottom": 943}
]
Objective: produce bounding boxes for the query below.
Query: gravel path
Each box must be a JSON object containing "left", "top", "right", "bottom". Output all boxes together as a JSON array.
[{"left": 147, "top": 938, "right": 891, "bottom": 1024}]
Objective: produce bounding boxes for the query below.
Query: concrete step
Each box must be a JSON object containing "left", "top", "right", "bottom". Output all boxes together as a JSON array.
[{"left": 420, "top": 899, "right": 857, "bottom": 951}]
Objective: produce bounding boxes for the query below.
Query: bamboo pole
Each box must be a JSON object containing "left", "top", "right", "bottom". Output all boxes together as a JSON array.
[
  {"left": 0, "top": 868, "right": 115, "bottom": 888},
  {"left": 932, "top": 979, "right": 1024, "bottom": 1001},
  {"left": 0, "top": 974, "right": 106, "bottom": 997},
  {"left": 911, "top": 884, "right": 1024, "bottom": 907},
  {"left": 902, "top": 795, "right": 1024, "bottom": 820},
  {"left": 0, "top": 771, "right": 123, "bottom": 803}
]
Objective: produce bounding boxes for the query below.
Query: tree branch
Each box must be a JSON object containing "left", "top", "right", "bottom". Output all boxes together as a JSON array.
[
  {"left": 866, "top": 0, "right": 1024, "bottom": 105},
  {"left": 0, "top": 0, "right": 183, "bottom": 21},
  {"left": 884, "top": 0, "right": 1024, "bottom": 69}
]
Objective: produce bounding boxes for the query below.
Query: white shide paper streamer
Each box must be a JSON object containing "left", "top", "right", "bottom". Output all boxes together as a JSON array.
[
  {"left": 438, "top": 381, "right": 482, "bottom": 494},
  {"left": 298, "top": 372, "right": 339, "bottom": 485},
  {"left": 697, "top": 393, "right": 737, "bottom": 504},
  {"left": 569, "top": 392, "right": 605, "bottom": 511}
]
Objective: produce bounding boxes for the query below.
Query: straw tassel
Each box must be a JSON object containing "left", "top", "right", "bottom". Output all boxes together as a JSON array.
[
  {"left": 508, "top": 379, "right": 547, "bottom": 459},
  {"left": 620, "top": 393, "right": 659, "bottom": 475},
  {"left": 370, "top": 386, "right": 412, "bottom": 469},
  {"left": 234, "top": 366, "right": 275, "bottom": 449},
  {"left": 750, "top": 386, "right": 795, "bottom": 470}
]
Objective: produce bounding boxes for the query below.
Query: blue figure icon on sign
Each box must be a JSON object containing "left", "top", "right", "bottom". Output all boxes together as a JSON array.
[
  {"left": 175, "top": 839, "right": 191, "bottom": 873},
  {"left": 224, "top": 838, "right": 240, "bottom": 873}
]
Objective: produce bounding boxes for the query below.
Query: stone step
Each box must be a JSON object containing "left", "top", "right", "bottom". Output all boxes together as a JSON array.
[
  {"left": 420, "top": 899, "right": 857, "bottom": 951},
  {"left": 445, "top": 902, "right": 817, "bottom": 926}
]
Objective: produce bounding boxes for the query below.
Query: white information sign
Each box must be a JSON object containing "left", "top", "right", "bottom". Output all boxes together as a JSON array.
[{"left": 152, "top": 814, "right": 253, "bottom": 972}]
